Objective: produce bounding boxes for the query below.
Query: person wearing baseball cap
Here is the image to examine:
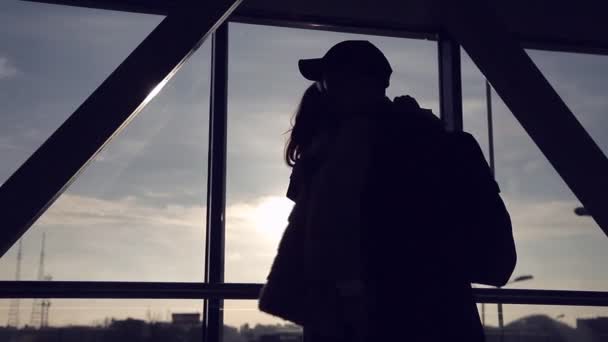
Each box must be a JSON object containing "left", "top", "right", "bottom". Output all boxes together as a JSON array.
[
  {"left": 298, "top": 40, "right": 394, "bottom": 114},
  {"left": 298, "top": 40, "right": 393, "bottom": 88},
  {"left": 260, "top": 40, "right": 510, "bottom": 342}
]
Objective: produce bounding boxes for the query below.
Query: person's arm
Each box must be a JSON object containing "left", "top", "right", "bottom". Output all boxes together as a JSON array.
[{"left": 393, "top": 95, "right": 444, "bottom": 130}]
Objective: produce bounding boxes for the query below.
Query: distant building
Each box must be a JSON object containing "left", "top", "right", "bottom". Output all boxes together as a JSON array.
[
  {"left": 241, "top": 324, "right": 302, "bottom": 342},
  {"left": 258, "top": 332, "right": 302, "bottom": 342},
  {"left": 171, "top": 313, "right": 201, "bottom": 326}
]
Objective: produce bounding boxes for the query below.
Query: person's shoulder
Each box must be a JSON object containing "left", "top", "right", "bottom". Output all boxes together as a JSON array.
[
  {"left": 446, "top": 130, "right": 476, "bottom": 142},
  {"left": 378, "top": 108, "right": 444, "bottom": 138},
  {"left": 444, "top": 131, "right": 484, "bottom": 155},
  {"left": 376, "top": 110, "right": 447, "bottom": 148}
]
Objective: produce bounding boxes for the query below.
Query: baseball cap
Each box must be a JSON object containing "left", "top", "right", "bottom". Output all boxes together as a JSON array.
[{"left": 298, "top": 40, "right": 393, "bottom": 87}]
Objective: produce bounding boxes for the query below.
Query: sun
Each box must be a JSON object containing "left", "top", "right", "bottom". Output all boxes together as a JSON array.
[{"left": 253, "top": 196, "right": 295, "bottom": 238}]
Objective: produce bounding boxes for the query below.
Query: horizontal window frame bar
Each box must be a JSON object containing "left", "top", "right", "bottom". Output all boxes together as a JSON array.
[
  {"left": 21, "top": 0, "right": 437, "bottom": 41},
  {"left": 2, "top": 281, "right": 608, "bottom": 307},
  {"left": 25, "top": 1, "right": 608, "bottom": 56},
  {"left": 229, "top": 15, "right": 608, "bottom": 57},
  {"left": 20, "top": 0, "right": 608, "bottom": 55},
  {"left": 229, "top": 13, "right": 438, "bottom": 41},
  {"left": 0, "top": 281, "right": 262, "bottom": 300},
  {"left": 474, "top": 288, "right": 608, "bottom": 307}
]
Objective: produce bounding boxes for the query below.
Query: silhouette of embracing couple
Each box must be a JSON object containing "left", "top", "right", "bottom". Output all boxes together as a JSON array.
[{"left": 259, "top": 40, "right": 517, "bottom": 342}]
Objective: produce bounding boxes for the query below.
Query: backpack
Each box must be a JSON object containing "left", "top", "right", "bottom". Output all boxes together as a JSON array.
[
  {"left": 360, "top": 111, "right": 516, "bottom": 341},
  {"left": 364, "top": 108, "right": 516, "bottom": 288},
  {"left": 443, "top": 131, "right": 517, "bottom": 286}
]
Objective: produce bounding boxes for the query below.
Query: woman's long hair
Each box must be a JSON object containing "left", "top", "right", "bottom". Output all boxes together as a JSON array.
[{"left": 285, "top": 83, "right": 328, "bottom": 167}]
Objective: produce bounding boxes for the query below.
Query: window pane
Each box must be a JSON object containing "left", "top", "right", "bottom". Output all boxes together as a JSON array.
[
  {"left": 0, "top": 29, "right": 211, "bottom": 281},
  {"left": 528, "top": 50, "right": 608, "bottom": 156},
  {"left": 0, "top": 1, "right": 163, "bottom": 186},
  {"left": 461, "top": 53, "right": 490, "bottom": 162},
  {"left": 479, "top": 303, "right": 608, "bottom": 342},
  {"left": 223, "top": 300, "right": 302, "bottom": 342},
  {"left": 0, "top": 299, "right": 302, "bottom": 341},
  {"left": 226, "top": 22, "right": 439, "bottom": 283},
  {"left": 1, "top": 298, "right": 202, "bottom": 335},
  {"left": 462, "top": 50, "right": 608, "bottom": 291},
  {"left": 225, "top": 300, "right": 608, "bottom": 342}
]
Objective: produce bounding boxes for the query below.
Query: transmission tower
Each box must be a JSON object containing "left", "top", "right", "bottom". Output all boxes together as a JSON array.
[
  {"left": 40, "top": 275, "right": 52, "bottom": 328},
  {"left": 7, "top": 240, "right": 23, "bottom": 328},
  {"left": 31, "top": 233, "right": 51, "bottom": 328}
]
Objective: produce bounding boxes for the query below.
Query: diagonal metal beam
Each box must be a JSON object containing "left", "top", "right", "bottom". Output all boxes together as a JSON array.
[
  {"left": 0, "top": 0, "right": 244, "bottom": 257},
  {"left": 22, "top": 0, "right": 174, "bottom": 15},
  {"left": 441, "top": 0, "right": 608, "bottom": 236}
]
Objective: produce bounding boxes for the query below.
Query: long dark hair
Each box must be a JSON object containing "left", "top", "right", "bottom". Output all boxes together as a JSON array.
[{"left": 285, "top": 83, "right": 328, "bottom": 167}]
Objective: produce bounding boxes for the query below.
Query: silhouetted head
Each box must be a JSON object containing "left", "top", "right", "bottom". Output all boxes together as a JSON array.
[
  {"left": 285, "top": 83, "right": 329, "bottom": 167},
  {"left": 298, "top": 40, "right": 392, "bottom": 112}
]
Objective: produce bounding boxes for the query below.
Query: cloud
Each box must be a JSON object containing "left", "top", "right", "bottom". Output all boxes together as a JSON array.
[
  {"left": 37, "top": 193, "right": 204, "bottom": 230},
  {"left": 93, "top": 137, "right": 149, "bottom": 163},
  {"left": 0, "top": 193, "right": 208, "bottom": 283},
  {"left": 227, "top": 196, "right": 293, "bottom": 240},
  {"left": 224, "top": 196, "right": 294, "bottom": 282},
  {"left": 502, "top": 196, "right": 599, "bottom": 240},
  {"left": 0, "top": 192, "right": 293, "bottom": 283},
  {"left": 0, "top": 56, "right": 18, "bottom": 79},
  {"left": 0, "top": 136, "right": 19, "bottom": 151}
]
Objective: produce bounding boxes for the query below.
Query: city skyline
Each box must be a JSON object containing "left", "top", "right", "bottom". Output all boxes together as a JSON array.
[{"left": 1, "top": 310, "right": 608, "bottom": 342}]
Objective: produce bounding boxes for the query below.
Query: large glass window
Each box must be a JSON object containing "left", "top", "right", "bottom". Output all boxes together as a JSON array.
[
  {"left": 528, "top": 50, "right": 608, "bottom": 163},
  {"left": 0, "top": 3, "right": 211, "bottom": 282},
  {"left": 479, "top": 304, "right": 608, "bottom": 341},
  {"left": 4, "top": 3, "right": 608, "bottom": 340},
  {"left": 0, "top": 299, "right": 301, "bottom": 342},
  {"left": 0, "top": 1, "right": 162, "bottom": 186},
  {"left": 462, "top": 50, "right": 608, "bottom": 291},
  {"left": 1, "top": 299, "right": 202, "bottom": 333},
  {"left": 225, "top": 22, "right": 439, "bottom": 283},
  {"left": 4, "top": 299, "right": 608, "bottom": 342}
]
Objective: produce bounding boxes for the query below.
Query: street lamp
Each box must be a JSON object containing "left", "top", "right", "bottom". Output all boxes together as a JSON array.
[{"left": 497, "top": 275, "right": 534, "bottom": 342}]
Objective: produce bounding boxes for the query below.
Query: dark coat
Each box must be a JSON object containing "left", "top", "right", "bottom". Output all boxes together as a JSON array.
[
  {"left": 259, "top": 99, "right": 516, "bottom": 342},
  {"left": 259, "top": 112, "right": 374, "bottom": 337}
]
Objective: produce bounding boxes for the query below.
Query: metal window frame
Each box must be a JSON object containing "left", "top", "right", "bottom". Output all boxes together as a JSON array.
[
  {"left": 204, "top": 22, "right": 229, "bottom": 342},
  {"left": 2, "top": 3, "right": 608, "bottom": 338},
  {"left": 0, "top": 0, "right": 244, "bottom": 258},
  {"left": 21, "top": 0, "right": 608, "bottom": 56},
  {"left": 2, "top": 281, "right": 608, "bottom": 307},
  {"left": 442, "top": 0, "right": 608, "bottom": 235},
  {"left": 0, "top": 3, "right": 241, "bottom": 340}
]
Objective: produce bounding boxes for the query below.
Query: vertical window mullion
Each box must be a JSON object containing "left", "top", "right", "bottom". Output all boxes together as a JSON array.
[
  {"left": 204, "top": 22, "right": 229, "bottom": 342},
  {"left": 438, "top": 34, "right": 463, "bottom": 132}
]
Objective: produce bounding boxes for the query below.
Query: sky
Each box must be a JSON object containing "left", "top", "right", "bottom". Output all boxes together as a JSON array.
[{"left": 1, "top": 0, "right": 608, "bottom": 330}]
